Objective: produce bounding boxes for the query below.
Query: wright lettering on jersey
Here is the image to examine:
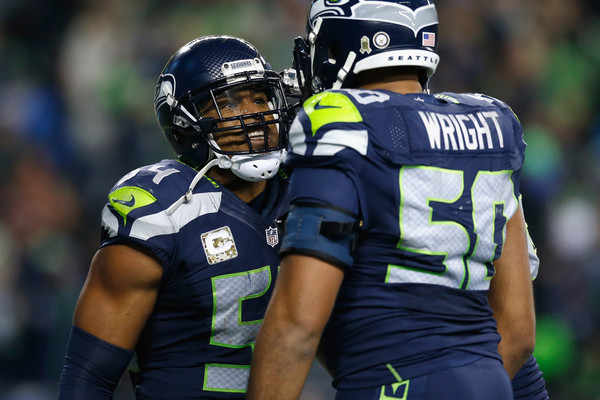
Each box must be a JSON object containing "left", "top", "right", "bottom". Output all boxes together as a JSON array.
[{"left": 418, "top": 109, "right": 505, "bottom": 151}]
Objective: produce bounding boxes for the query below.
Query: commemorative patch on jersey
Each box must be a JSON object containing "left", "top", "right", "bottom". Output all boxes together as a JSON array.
[
  {"left": 265, "top": 226, "right": 279, "bottom": 247},
  {"left": 201, "top": 226, "right": 238, "bottom": 265}
]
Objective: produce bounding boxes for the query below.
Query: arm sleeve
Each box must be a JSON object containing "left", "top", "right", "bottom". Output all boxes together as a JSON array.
[
  {"left": 58, "top": 325, "right": 134, "bottom": 400},
  {"left": 511, "top": 354, "right": 548, "bottom": 399}
]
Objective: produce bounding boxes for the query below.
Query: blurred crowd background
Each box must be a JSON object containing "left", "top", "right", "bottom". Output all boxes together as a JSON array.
[{"left": 0, "top": 0, "right": 598, "bottom": 399}]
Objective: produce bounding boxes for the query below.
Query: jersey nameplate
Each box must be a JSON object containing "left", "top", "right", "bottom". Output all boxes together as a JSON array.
[{"left": 416, "top": 110, "right": 506, "bottom": 152}]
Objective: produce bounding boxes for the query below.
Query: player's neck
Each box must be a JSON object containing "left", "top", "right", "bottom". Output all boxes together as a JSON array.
[
  {"left": 207, "top": 168, "right": 267, "bottom": 203},
  {"left": 358, "top": 78, "right": 423, "bottom": 94}
]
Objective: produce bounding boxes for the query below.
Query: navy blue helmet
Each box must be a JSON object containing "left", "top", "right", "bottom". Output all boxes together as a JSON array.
[
  {"left": 155, "top": 36, "right": 293, "bottom": 171},
  {"left": 294, "top": 0, "right": 440, "bottom": 98}
]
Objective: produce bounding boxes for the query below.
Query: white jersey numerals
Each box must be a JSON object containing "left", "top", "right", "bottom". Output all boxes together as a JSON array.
[
  {"left": 205, "top": 266, "right": 273, "bottom": 393},
  {"left": 346, "top": 89, "right": 390, "bottom": 105},
  {"left": 148, "top": 165, "right": 180, "bottom": 185},
  {"left": 386, "top": 166, "right": 517, "bottom": 290}
]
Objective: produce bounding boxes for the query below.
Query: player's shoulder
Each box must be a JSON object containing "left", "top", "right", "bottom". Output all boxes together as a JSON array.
[
  {"left": 434, "top": 92, "right": 521, "bottom": 125},
  {"left": 111, "top": 159, "right": 188, "bottom": 188},
  {"left": 303, "top": 88, "right": 394, "bottom": 109},
  {"left": 102, "top": 159, "right": 225, "bottom": 245},
  {"left": 107, "top": 159, "right": 201, "bottom": 213},
  {"left": 294, "top": 88, "right": 393, "bottom": 139},
  {"left": 434, "top": 92, "right": 513, "bottom": 111},
  {"left": 300, "top": 89, "right": 366, "bottom": 132},
  {"left": 288, "top": 89, "right": 374, "bottom": 160}
]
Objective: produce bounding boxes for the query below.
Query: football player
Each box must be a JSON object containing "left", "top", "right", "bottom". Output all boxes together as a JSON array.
[
  {"left": 58, "top": 35, "right": 294, "bottom": 399},
  {"left": 248, "top": 1, "right": 547, "bottom": 399}
]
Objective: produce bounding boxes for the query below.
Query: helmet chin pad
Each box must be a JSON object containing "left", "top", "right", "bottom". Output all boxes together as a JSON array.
[{"left": 216, "top": 150, "right": 285, "bottom": 182}]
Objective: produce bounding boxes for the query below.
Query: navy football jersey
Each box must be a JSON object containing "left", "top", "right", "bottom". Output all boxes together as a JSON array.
[
  {"left": 284, "top": 89, "right": 527, "bottom": 389},
  {"left": 100, "top": 159, "right": 288, "bottom": 399}
]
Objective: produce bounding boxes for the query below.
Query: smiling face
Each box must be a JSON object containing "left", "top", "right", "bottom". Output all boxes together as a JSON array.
[{"left": 197, "top": 82, "right": 281, "bottom": 154}]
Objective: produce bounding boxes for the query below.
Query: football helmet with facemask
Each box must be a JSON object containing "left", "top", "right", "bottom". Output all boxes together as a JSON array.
[
  {"left": 293, "top": 0, "right": 440, "bottom": 99},
  {"left": 155, "top": 35, "right": 294, "bottom": 182}
]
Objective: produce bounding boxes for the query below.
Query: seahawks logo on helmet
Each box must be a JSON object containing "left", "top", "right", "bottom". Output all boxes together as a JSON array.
[
  {"left": 154, "top": 73, "right": 177, "bottom": 111},
  {"left": 310, "top": 0, "right": 351, "bottom": 21},
  {"left": 310, "top": 0, "right": 438, "bottom": 36},
  {"left": 296, "top": 0, "right": 440, "bottom": 95}
]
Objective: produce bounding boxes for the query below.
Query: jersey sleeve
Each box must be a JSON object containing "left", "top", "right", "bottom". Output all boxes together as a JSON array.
[
  {"left": 287, "top": 90, "right": 369, "bottom": 161},
  {"left": 99, "top": 162, "right": 223, "bottom": 276},
  {"left": 286, "top": 90, "right": 371, "bottom": 204},
  {"left": 281, "top": 91, "right": 368, "bottom": 267},
  {"left": 100, "top": 175, "right": 177, "bottom": 270},
  {"left": 289, "top": 167, "right": 359, "bottom": 214},
  {"left": 519, "top": 196, "right": 540, "bottom": 280}
]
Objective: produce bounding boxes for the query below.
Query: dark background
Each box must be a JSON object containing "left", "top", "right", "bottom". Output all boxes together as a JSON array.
[{"left": 0, "top": 0, "right": 598, "bottom": 398}]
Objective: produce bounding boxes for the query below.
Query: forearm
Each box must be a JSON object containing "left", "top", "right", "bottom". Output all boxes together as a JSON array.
[
  {"left": 490, "top": 205, "right": 536, "bottom": 379},
  {"left": 247, "top": 254, "right": 344, "bottom": 400},
  {"left": 497, "top": 329, "right": 534, "bottom": 379},
  {"left": 247, "top": 317, "right": 321, "bottom": 400}
]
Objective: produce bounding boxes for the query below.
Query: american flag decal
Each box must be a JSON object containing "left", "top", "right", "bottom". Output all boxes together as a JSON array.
[{"left": 422, "top": 32, "right": 436, "bottom": 47}]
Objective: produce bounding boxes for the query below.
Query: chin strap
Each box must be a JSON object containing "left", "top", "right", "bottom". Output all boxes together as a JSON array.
[
  {"left": 332, "top": 51, "right": 357, "bottom": 90},
  {"left": 166, "top": 150, "right": 283, "bottom": 215},
  {"left": 165, "top": 158, "right": 220, "bottom": 215}
]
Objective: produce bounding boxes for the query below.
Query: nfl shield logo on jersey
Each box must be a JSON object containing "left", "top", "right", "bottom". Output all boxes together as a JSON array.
[{"left": 265, "top": 226, "right": 278, "bottom": 247}]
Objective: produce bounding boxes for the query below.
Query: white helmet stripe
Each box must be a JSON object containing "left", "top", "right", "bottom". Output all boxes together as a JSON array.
[{"left": 351, "top": 3, "right": 438, "bottom": 36}]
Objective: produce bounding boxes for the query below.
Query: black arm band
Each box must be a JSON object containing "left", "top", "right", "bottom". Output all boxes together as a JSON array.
[{"left": 280, "top": 202, "right": 360, "bottom": 269}]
